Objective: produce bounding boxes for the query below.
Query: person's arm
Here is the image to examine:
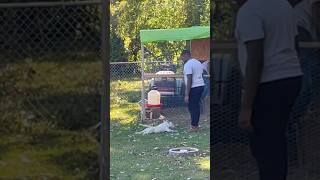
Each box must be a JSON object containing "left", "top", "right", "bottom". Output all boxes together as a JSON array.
[
  {"left": 235, "top": 7, "right": 265, "bottom": 131},
  {"left": 241, "top": 39, "right": 264, "bottom": 109},
  {"left": 185, "top": 74, "right": 192, "bottom": 103},
  {"left": 239, "top": 39, "right": 264, "bottom": 132}
]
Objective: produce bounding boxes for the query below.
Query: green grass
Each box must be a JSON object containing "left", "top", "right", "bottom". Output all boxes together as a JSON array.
[
  {"left": 11, "top": 61, "right": 102, "bottom": 95},
  {"left": 110, "top": 79, "right": 141, "bottom": 125},
  {"left": 0, "top": 131, "right": 98, "bottom": 179},
  {"left": 110, "top": 80, "right": 210, "bottom": 179},
  {"left": 110, "top": 127, "right": 210, "bottom": 179},
  {"left": 1, "top": 59, "right": 210, "bottom": 179},
  {"left": 0, "top": 60, "right": 100, "bottom": 179}
]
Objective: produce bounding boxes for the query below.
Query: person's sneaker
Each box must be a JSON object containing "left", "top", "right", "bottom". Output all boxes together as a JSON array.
[{"left": 189, "top": 126, "right": 199, "bottom": 132}]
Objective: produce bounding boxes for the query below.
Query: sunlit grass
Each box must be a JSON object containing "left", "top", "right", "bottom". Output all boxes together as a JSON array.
[
  {"left": 110, "top": 103, "right": 140, "bottom": 125},
  {"left": 110, "top": 79, "right": 141, "bottom": 91},
  {"left": 110, "top": 127, "right": 210, "bottom": 179},
  {"left": 0, "top": 132, "right": 98, "bottom": 179},
  {"left": 131, "top": 174, "right": 153, "bottom": 180},
  {"left": 195, "top": 156, "right": 210, "bottom": 170},
  {"left": 110, "top": 76, "right": 210, "bottom": 179},
  {"left": 110, "top": 79, "right": 141, "bottom": 125},
  {"left": 0, "top": 150, "right": 73, "bottom": 179}
]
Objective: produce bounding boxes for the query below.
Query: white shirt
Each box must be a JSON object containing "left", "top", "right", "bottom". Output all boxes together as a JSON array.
[
  {"left": 294, "top": 0, "right": 320, "bottom": 40},
  {"left": 183, "top": 59, "right": 205, "bottom": 88},
  {"left": 202, "top": 60, "right": 209, "bottom": 74},
  {"left": 235, "top": 0, "right": 302, "bottom": 83}
]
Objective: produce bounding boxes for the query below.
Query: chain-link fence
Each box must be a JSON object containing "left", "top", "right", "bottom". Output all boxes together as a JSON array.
[
  {"left": 211, "top": 0, "right": 320, "bottom": 180},
  {"left": 110, "top": 60, "right": 210, "bottom": 129},
  {"left": 212, "top": 0, "right": 320, "bottom": 178},
  {"left": 0, "top": 1, "right": 102, "bottom": 179},
  {"left": 212, "top": 46, "right": 320, "bottom": 180}
]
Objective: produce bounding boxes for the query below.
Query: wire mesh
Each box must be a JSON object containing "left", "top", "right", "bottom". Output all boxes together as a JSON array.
[
  {"left": 139, "top": 48, "right": 210, "bottom": 129},
  {"left": 0, "top": 2, "right": 101, "bottom": 62},
  {"left": 110, "top": 59, "right": 210, "bottom": 127},
  {"left": 212, "top": 1, "right": 320, "bottom": 179},
  {"left": 211, "top": 48, "right": 320, "bottom": 180},
  {"left": 0, "top": 1, "right": 102, "bottom": 179}
]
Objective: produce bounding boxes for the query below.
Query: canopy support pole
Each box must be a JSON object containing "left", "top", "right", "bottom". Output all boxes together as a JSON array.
[{"left": 141, "top": 43, "right": 146, "bottom": 122}]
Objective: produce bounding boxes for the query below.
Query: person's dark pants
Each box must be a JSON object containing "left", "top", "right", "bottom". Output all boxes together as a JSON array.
[
  {"left": 200, "top": 75, "right": 210, "bottom": 113},
  {"left": 188, "top": 86, "right": 204, "bottom": 126},
  {"left": 249, "top": 76, "right": 302, "bottom": 180}
]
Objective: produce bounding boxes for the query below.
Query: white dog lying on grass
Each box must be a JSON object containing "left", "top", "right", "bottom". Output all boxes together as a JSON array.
[{"left": 135, "top": 121, "right": 176, "bottom": 135}]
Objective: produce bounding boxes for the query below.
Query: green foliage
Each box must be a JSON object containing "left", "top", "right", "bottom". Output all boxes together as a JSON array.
[
  {"left": 110, "top": 0, "right": 210, "bottom": 62},
  {"left": 212, "top": 1, "right": 237, "bottom": 40},
  {"left": 110, "top": 32, "right": 128, "bottom": 62}
]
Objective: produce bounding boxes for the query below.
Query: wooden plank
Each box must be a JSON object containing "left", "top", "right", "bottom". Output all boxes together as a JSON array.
[
  {"left": 300, "top": 42, "right": 320, "bottom": 48},
  {"left": 191, "top": 38, "right": 210, "bottom": 61}
]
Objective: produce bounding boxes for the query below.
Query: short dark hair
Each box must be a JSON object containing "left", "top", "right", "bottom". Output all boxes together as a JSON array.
[{"left": 181, "top": 49, "right": 191, "bottom": 56}]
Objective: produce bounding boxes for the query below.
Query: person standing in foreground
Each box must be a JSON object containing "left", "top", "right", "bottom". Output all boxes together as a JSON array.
[
  {"left": 235, "top": 0, "right": 303, "bottom": 179},
  {"left": 181, "top": 50, "right": 205, "bottom": 132}
]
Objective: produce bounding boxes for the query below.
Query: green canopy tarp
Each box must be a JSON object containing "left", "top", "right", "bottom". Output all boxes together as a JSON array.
[{"left": 140, "top": 26, "right": 210, "bottom": 43}]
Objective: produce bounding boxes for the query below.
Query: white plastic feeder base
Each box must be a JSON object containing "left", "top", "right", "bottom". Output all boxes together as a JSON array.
[{"left": 168, "top": 147, "right": 199, "bottom": 157}]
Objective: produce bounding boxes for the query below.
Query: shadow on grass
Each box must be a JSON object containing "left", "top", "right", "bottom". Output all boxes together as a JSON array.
[
  {"left": 24, "top": 93, "right": 100, "bottom": 130},
  {"left": 51, "top": 149, "right": 99, "bottom": 180},
  {"left": 0, "top": 143, "right": 8, "bottom": 160}
]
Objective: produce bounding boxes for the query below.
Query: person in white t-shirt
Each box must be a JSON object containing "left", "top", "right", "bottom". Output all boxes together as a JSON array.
[
  {"left": 202, "top": 60, "right": 209, "bottom": 74},
  {"left": 294, "top": 0, "right": 320, "bottom": 40},
  {"left": 235, "top": 0, "right": 303, "bottom": 179},
  {"left": 180, "top": 49, "right": 205, "bottom": 132},
  {"left": 200, "top": 60, "right": 210, "bottom": 113},
  {"left": 292, "top": 0, "right": 320, "bottom": 120}
]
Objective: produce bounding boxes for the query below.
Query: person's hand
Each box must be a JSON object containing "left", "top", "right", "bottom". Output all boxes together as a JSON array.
[
  {"left": 184, "top": 95, "right": 189, "bottom": 104},
  {"left": 238, "top": 107, "right": 253, "bottom": 133}
]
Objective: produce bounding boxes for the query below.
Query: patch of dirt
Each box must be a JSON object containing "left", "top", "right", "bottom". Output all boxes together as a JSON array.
[{"left": 160, "top": 106, "right": 210, "bottom": 129}]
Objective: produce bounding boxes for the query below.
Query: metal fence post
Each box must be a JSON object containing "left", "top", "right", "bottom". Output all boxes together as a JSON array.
[
  {"left": 141, "top": 43, "right": 146, "bottom": 122},
  {"left": 100, "top": 0, "right": 109, "bottom": 179}
]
